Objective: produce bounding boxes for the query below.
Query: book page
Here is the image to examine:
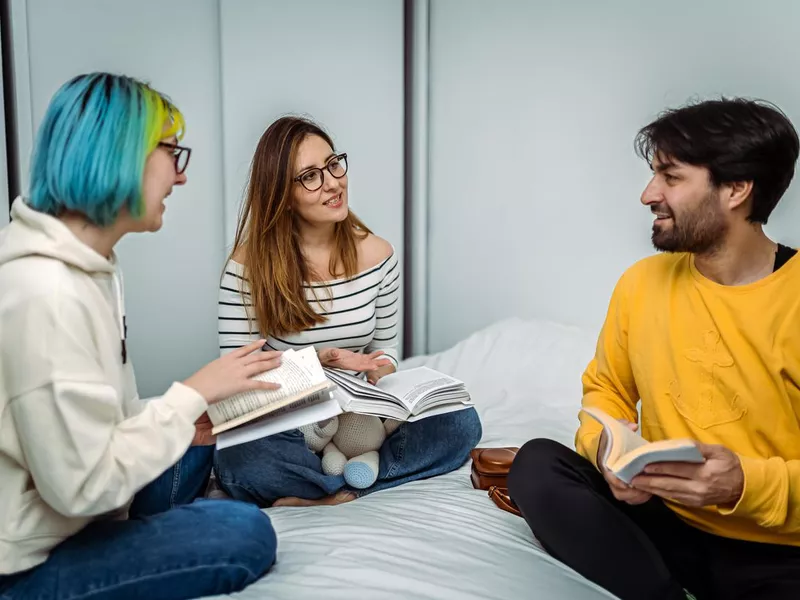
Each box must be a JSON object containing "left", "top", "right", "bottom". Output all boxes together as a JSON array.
[
  {"left": 406, "top": 403, "right": 472, "bottom": 422},
  {"left": 324, "top": 368, "right": 400, "bottom": 404},
  {"left": 293, "top": 346, "right": 327, "bottom": 380},
  {"left": 207, "top": 348, "right": 326, "bottom": 426},
  {"left": 621, "top": 439, "right": 701, "bottom": 463},
  {"left": 613, "top": 442, "right": 704, "bottom": 484},
  {"left": 376, "top": 367, "right": 463, "bottom": 411},
  {"left": 581, "top": 407, "right": 648, "bottom": 467}
]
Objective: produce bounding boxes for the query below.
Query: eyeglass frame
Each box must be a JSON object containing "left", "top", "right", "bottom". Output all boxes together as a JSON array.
[
  {"left": 293, "top": 153, "right": 348, "bottom": 192},
  {"left": 157, "top": 141, "right": 192, "bottom": 175}
]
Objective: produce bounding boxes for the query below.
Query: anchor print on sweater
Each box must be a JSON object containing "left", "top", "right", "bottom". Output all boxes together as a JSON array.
[{"left": 668, "top": 330, "right": 746, "bottom": 429}]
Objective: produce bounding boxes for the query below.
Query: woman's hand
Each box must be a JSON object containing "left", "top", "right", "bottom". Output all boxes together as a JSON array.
[
  {"left": 183, "top": 340, "right": 283, "bottom": 404},
  {"left": 318, "top": 348, "right": 392, "bottom": 373},
  {"left": 191, "top": 412, "right": 216, "bottom": 446},
  {"left": 366, "top": 362, "right": 396, "bottom": 385}
]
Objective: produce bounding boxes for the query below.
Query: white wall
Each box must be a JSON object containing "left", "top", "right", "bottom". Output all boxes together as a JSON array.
[
  {"left": 426, "top": 0, "right": 800, "bottom": 353},
  {"left": 16, "top": 0, "right": 226, "bottom": 396},
  {"left": 0, "top": 37, "right": 8, "bottom": 228}
]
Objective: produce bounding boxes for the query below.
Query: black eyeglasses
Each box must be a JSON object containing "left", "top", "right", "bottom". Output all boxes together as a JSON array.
[
  {"left": 158, "top": 142, "right": 191, "bottom": 175},
  {"left": 293, "top": 153, "right": 348, "bottom": 192}
]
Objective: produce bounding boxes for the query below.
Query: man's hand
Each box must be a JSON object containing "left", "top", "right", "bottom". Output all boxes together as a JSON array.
[
  {"left": 630, "top": 443, "right": 743, "bottom": 508},
  {"left": 318, "top": 348, "right": 392, "bottom": 373},
  {"left": 366, "top": 362, "right": 396, "bottom": 385},
  {"left": 597, "top": 420, "right": 653, "bottom": 505},
  {"left": 192, "top": 412, "right": 215, "bottom": 446}
]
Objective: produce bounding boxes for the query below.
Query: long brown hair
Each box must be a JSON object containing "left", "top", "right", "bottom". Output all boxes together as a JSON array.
[{"left": 227, "top": 116, "right": 371, "bottom": 336}]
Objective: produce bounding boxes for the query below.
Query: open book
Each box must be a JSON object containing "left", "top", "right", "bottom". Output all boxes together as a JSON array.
[
  {"left": 215, "top": 364, "right": 474, "bottom": 449},
  {"left": 207, "top": 347, "right": 335, "bottom": 435},
  {"left": 582, "top": 406, "right": 704, "bottom": 484},
  {"left": 324, "top": 366, "right": 473, "bottom": 421}
]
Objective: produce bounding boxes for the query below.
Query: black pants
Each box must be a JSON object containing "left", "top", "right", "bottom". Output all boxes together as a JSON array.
[{"left": 507, "top": 438, "right": 800, "bottom": 600}]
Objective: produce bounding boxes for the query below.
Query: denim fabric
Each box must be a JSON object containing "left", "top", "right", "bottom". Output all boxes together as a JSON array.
[
  {"left": 214, "top": 407, "right": 483, "bottom": 507},
  {"left": 0, "top": 446, "right": 277, "bottom": 600},
  {"left": 129, "top": 444, "right": 215, "bottom": 517}
]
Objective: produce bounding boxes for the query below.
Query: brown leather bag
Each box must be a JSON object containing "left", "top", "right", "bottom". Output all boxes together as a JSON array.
[{"left": 470, "top": 447, "right": 521, "bottom": 517}]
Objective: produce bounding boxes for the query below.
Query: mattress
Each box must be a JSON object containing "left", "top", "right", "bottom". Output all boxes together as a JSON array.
[{"left": 206, "top": 318, "right": 617, "bottom": 599}]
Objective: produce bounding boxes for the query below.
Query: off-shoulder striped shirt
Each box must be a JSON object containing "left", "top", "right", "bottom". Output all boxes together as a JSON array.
[{"left": 218, "top": 251, "right": 400, "bottom": 366}]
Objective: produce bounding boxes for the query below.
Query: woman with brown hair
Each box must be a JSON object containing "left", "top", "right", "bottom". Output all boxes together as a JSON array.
[{"left": 213, "top": 116, "right": 482, "bottom": 507}]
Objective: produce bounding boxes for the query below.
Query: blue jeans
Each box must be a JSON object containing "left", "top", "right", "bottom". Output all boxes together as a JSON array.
[
  {"left": 0, "top": 446, "right": 277, "bottom": 600},
  {"left": 214, "top": 407, "right": 482, "bottom": 506}
]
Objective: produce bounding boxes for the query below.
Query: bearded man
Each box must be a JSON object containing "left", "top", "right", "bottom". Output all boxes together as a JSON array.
[{"left": 509, "top": 98, "right": 800, "bottom": 600}]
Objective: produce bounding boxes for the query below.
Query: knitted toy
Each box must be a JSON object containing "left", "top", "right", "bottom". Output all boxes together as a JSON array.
[{"left": 298, "top": 414, "right": 402, "bottom": 489}]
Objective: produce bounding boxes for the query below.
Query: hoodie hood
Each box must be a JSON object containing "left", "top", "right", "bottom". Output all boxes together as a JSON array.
[
  {"left": 0, "top": 197, "right": 116, "bottom": 274},
  {"left": 0, "top": 197, "right": 128, "bottom": 362}
]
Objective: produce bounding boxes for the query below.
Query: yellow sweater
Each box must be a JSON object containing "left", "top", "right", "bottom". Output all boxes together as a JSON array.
[{"left": 576, "top": 251, "right": 800, "bottom": 546}]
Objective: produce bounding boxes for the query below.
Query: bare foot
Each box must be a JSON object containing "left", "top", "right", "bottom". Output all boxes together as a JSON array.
[{"left": 272, "top": 490, "right": 357, "bottom": 508}]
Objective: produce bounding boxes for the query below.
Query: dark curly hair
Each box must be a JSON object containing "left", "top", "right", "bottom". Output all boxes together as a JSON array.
[{"left": 635, "top": 98, "right": 799, "bottom": 224}]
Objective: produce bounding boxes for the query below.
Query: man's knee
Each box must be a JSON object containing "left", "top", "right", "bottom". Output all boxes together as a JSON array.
[
  {"left": 512, "top": 438, "right": 574, "bottom": 474},
  {"left": 508, "top": 438, "right": 576, "bottom": 505}
]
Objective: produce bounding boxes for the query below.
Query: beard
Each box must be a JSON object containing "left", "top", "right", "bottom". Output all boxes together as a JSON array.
[{"left": 652, "top": 189, "right": 729, "bottom": 254}]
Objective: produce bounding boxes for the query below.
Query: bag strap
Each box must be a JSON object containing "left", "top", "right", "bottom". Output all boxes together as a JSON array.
[{"left": 488, "top": 486, "right": 521, "bottom": 517}]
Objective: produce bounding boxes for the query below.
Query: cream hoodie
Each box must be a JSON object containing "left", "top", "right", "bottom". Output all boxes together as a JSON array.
[{"left": 0, "top": 199, "right": 208, "bottom": 575}]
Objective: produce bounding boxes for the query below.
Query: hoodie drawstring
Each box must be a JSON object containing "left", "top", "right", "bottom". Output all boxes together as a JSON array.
[{"left": 111, "top": 267, "right": 127, "bottom": 364}]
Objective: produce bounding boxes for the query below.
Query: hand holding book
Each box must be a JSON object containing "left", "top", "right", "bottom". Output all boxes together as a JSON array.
[
  {"left": 586, "top": 407, "right": 743, "bottom": 508},
  {"left": 596, "top": 418, "right": 653, "bottom": 505},
  {"left": 582, "top": 406, "right": 704, "bottom": 485},
  {"left": 207, "top": 347, "right": 334, "bottom": 435},
  {"left": 628, "top": 443, "right": 744, "bottom": 508}
]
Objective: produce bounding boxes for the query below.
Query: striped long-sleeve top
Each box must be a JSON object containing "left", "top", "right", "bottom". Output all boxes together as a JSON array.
[{"left": 218, "top": 251, "right": 400, "bottom": 366}]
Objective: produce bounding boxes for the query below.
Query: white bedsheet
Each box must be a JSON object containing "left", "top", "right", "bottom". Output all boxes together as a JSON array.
[{"left": 207, "top": 318, "right": 617, "bottom": 599}]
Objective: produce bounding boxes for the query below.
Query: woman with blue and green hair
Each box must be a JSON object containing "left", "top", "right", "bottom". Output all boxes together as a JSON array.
[{"left": 0, "top": 72, "right": 281, "bottom": 599}]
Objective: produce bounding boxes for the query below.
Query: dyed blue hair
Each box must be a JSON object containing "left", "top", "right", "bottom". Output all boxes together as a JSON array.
[{"left": 28, "top": 72, "right": 185, "bottom": 226}]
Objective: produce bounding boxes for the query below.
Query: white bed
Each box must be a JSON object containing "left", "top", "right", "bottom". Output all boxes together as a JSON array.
[{"left": 207, "top": 318, "right": 617, "bottom": 600}]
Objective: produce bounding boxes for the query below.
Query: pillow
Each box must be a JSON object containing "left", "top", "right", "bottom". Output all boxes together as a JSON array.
[{"left": 400, "top": 317, "right": 598, "bottom": 448}]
